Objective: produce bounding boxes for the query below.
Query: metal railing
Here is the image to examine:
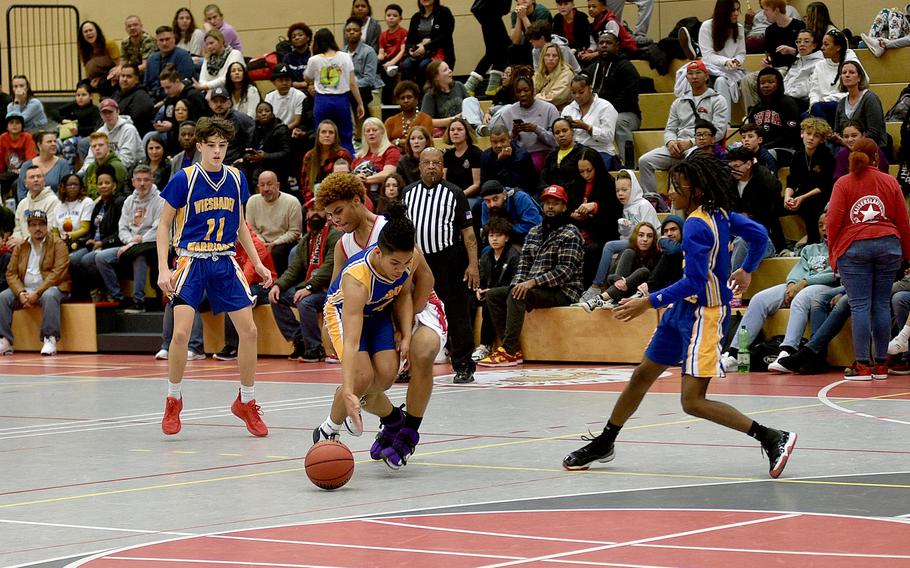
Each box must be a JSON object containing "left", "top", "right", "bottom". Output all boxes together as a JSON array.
[{"left": 6, "top": 4, "right": 80, "bottom": 95}]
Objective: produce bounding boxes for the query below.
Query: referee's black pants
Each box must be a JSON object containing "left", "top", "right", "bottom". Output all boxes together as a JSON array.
[{"left": 425, "top": 244, "right": 476, "bottom": 375}]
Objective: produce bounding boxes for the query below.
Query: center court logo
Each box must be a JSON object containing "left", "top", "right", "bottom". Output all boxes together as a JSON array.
[{"left": 435, "top": 367, "right": 671, "bottom": 387}]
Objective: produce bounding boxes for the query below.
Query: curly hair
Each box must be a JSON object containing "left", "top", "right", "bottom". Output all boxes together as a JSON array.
[
  {"left": 315, "top": 172, "right": 366, "bottom": 210},
  {"left": 669, "top": 153, "right": 734, "bottom": 214}
]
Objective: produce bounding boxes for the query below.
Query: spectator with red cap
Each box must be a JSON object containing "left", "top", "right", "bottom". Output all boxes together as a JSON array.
[{"left": 479, "top": 184, "right": 584, "bottom": 366}]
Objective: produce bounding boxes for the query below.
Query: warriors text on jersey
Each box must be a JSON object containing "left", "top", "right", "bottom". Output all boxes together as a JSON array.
[{"left": 160, "top": 164, "right": 249, "bottom": 255}]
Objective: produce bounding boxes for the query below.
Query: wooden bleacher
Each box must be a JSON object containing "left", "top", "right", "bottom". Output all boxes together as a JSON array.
[{"left": 10, "top": 303, "right": 97, "bottom": 352}]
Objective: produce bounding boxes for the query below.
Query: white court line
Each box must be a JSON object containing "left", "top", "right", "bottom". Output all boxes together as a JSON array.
[
  {"left": 642, "top": 543, "right": 910, "bottom": 559},
  {"left": 818, "top": 381, "right": 910, "bottom": 426},
  {"left": 476, "top": 513, "right": 801, "bottom": 568},
  {"left": 0, "top": 518, "right": 195, "bottom": 537},
  {"left": 364, "top": 518, "right": 614, "bottom": 545}
]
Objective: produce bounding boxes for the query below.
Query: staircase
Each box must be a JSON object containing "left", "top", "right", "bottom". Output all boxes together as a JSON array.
[{"left": 96, "top": 307, "right": 164, "bottom": 353}]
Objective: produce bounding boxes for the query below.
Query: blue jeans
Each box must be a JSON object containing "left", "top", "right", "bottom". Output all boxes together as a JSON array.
[
  {"left": 891, "top": 290, "right": 910, "bottom": 332},
  {"left": 733, "top": 282, "right": 830, "bottom": 349},
  {"left": 160, "top": 300, "right": 204, "bottom": 354},
  {"left": 0, "top": 286, "right": 67, "bottom": 341},
  {"left": 592, "top": 239, "right": 629, "bottom": 286},
  {"left": 806, "top": 286, "right": 850, "bottom": 354},
  {"left": 837, "top": 236, "right": 901, "bottom": 362},
  {"left": 95, "top": 246, "right": 149, "bottom": 301},
  {"left": 401, "top": 55, "right": 433, "bottom": 83},
  {"left": 730, "top": 235, "right": 776, "bottom": 271},
  {"left": 270, "top": 288, "right": 327, "bottom": 351}
]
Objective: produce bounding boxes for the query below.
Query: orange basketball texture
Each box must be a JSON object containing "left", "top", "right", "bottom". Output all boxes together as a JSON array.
[{"left": 305, "top": 440, "right": 355, "bottom": 490}]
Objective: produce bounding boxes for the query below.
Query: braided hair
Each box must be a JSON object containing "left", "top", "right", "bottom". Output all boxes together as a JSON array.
[
  {"left": 377, "top": 201, "right": 416, "bottom": 254},
  {"left": 668, "top": 153, "right": 734, "bottom": 215}
]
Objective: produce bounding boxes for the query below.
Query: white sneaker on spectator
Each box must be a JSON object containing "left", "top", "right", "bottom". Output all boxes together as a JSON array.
[
  {"left": 767, "top": 350, "right": 794, "bottom": 373},
  {"left": 861, "top": 33, "right": 885, "bottom": 57},
  {"left": 0, "top": 337, "right": 12, "bottom": 356},
  {"left": 472, "top": 344, "right": 491, "bottom": 361},
  {"left": 187, "top": 351, "right": 206, "bottom": 361},
  {"left": 155, "top": 349, "right": 169, "bottom": 360},
  {"left": 888, "top": 334, "right": 908, "bottom": 355},
  {"left": 721, "top": 353, "right": 738, "bottom": 373},
  {"left": 40, "top": 336, "right": 57, "bottom": 356},
  {"left": 575, "top": 287, "right": 601, "bottom": 306}
]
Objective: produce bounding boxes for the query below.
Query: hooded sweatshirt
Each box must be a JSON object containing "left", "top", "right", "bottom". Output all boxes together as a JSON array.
[
  {"left": 786, "top": 241, "right": 835, "bottom": 286},
  {"left": 118, "top": 186, "right": 164, "bottom": 244},
  {"left": 617, "top": 168, "right": 660, "bottom": 238},
  {"left": 14, "top": 186, "right": 60, "bottom": 241},
  {"left": 665, "top": 88, "right": 730, "bottom": 145},
  {"left": 808, "top": 48, "right": 867, "bottom": 106},
  {"left": 79, "top": 115, "right": 143, "bottom": 172},
  {"left": 783, "top": 50, "right": 823, "bottom": 101}
]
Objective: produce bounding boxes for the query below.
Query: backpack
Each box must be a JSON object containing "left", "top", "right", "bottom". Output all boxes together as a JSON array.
[
  {"left": 750, "top": 335, "right": 785, "bottom": 373},
  {"left": 884, "top": 83, "right": 910, "bottom": 122},
  {"left": 275, "top": 37, "right": 292, "bottom": 60},
  {"left": 248, "top": 52, "right": 279, "bottom": 80}
]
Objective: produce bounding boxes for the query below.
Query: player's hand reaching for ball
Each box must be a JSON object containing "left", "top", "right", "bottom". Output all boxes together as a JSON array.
[
  {"left": 342, "top": 390, "right": 363, "bottom": 433},
  {"left": 158, "top": 267, "right": 175, "bottom": 296}
]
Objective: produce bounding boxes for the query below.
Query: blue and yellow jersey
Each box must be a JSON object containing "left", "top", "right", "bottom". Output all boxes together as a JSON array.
[
  {"left": 325, "top": 244, "right": 415, "bottom": 317},
  {"left": 649, "top": 207, "right": 769, "bottom": 309},
  {"left": 160, "top": 164, "right": 249, "bottom": 255}
]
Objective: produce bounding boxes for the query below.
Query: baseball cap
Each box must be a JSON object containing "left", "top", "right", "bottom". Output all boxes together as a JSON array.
[
  {"left": 4, "top": 110, "right": 24, "bottom": 124},
  {"left": 686, "top": 60, "right": 708, "bottom": 74},
  {"left": 210, "top": 86, "right": 230, "bottom": 100},
  {"left": 480, "top": 180, "right": 506, "bottom": 198},
  {"left": 99, "top": 98, "right": 119, "bottom": 112},
  {"left": 539, "top": 185, "right": 568, "bottom": 204},
  {"left": 271, "top": 63, "right": 291, "bottom": 79},
  {"left": 26, "top": 210, "right": 49, "bottom": 223}
]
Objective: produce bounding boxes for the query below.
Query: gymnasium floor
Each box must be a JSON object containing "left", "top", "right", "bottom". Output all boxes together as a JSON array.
[{"left": 1, "top": 353, "right": 909, "bottom": 567}]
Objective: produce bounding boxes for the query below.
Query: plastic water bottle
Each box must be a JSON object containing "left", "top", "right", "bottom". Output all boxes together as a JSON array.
[{"left": 737, "top": 327, "right": 751, "bottom": 373}]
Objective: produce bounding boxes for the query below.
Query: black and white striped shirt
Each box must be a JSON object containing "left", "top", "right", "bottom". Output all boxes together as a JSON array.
[{"left": 402, "top": 180, "right": 473, "bottom": 254}]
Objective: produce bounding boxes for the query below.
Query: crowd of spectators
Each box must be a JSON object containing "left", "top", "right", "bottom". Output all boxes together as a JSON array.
[{"left": 0, "top": 0, "right": 908, "bottom": 382}]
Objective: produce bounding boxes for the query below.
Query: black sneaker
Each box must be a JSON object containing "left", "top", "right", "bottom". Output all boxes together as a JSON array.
[
  {"left": 453, "top": 370, "right": 474, "bottom": 384},
  {"left": 762, "top": 430, "right": 797, "bottom": 479},
  {"left": 562, "top": 434, "right": 616, "bottom": 470},
  {"left": 778, "top": 348, "right": 811, "bottom": 374},
  {"left": 287, "top": 339, "right": 306, "bottom": 361},
  {"left": 213, "top": 347, "right": 238, "bottom": 361},
  {"left": 395, "top": 369, "right": 410, "bottom": 383},
  {"left": 301, "top": 346, "right": 325, "bottom": 363},
  {"left": 122, "top": 298, "right": 146, "bottom": 313},
  {"left": 797, "top": 349, "right": 829, "bottom": 375}
]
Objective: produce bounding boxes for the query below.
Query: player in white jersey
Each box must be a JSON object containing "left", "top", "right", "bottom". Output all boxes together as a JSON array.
[{"left": 314, "top": 173, "right": 445, "bottom": 469}]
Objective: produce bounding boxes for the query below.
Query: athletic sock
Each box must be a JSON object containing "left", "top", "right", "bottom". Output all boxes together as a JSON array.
[
  {"left": 381, "top": 405, "right": 403, "bottom": 425},
  {"left": 167, "top": 382, "right": 182, "bottom": 400},
  {"left": 747, "top": 420, "right": 771, "bottom": 443},
  {"left": 324, "top": 417, "right": 343, "bottom": 434},
  {"left": 404, "top": 412, "right": 422, "bottom": 430},
  {"left": 240, "top": 385, "right": 255, "bottom": 403},
  {"left": 600, "top": 421, "right": 622, "bottom": 445},
  {"left": 897, "top": 325, "right": 910, "bottom": 343}
]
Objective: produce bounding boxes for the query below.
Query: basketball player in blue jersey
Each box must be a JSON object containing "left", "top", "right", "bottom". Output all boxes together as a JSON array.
[
  {"left": 563, "top": 154, "right": 797, "bottom": 478},
  {"left": 155, "top": 117, "right": 274, "bottom": 438},
  {"left": 318, "top": 201, "right": 431, "bottom": 470},
  {"left": 314, "top": 173, "right": 445, "bottom": 471}
]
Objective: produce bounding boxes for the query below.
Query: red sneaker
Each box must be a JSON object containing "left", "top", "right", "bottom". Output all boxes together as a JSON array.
[
  {"left": 872, "top": 364, "right": 888, "bottom": 380},
  {"left": 231, "top": 392, "right": 269, "bottom": 437},
  {"left": 162, "top": 396, "right": 183, "bottom": 435}
]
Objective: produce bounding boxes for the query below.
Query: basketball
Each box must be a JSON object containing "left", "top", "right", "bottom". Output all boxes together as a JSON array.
[{"left": 305, "top": 440, "right": 355, "bottom": 490}]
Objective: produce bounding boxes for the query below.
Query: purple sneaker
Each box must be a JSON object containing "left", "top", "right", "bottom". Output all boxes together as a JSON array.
[
  {"left": 380, "top": 427, "right": 420, "bottom": 470},
  {"left": 370, "top": 410, "right": 404, "bottom": 460}
]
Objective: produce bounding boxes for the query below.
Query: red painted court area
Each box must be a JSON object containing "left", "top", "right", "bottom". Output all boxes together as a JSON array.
[{"left": 77, "top": 509, "right": 910, "bottom": 567}]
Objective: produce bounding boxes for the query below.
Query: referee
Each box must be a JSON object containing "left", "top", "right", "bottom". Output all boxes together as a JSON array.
[{"left": 403, "top": 147, "right": 480, "bottom": 384}]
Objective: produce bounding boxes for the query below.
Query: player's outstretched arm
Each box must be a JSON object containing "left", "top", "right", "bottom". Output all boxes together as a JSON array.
[
  {"left": 156, "top": 204, "right": 177, "bottom": 296},
  {"left": 339, "top": 275, "right": 369, "bottom": 432},
  {"left": 237, "top": 209, "right": 273, "bottom": 288}
]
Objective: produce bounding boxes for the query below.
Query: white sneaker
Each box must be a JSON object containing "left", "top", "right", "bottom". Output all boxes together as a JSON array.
[
  {"left": 155, "top": 349, "right": 169, "bottom": 360},
  {"left": 861, "top": 33, "right": 885, "bottom": 57},
  {"left": 40, "top": 336, "right": 57, "bottom": 356},
  {"left": 343, "top": 414, "right": 363, "bottom": 437},
  {"left": 721, "top": 353, "right": 738, "bottom": 373},
  {"left": 472, "top": 344, "right": 491, "bottom": 362},
  {"left": 0, "top": 337, "right": 12, "bottom": 356},
  {"left": 186, "top": 351, "right": 206, "bottom": 361},
  {"left": 434, "top": 346, "right": 450, "bottom": 365},
  {"left": 888, "top": 334, "right": 908, "bottom": 355},
  {"left": 767, "top": 350, "right": 793, "bottom": 373}
]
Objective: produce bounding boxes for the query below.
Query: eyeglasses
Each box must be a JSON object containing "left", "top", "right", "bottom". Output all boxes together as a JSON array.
[{"left": 420, "top": 160, "right": 443, "bottom": 166}]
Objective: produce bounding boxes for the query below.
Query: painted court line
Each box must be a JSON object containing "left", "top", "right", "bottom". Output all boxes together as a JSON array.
[
  {"left": 476, "top": 513, "right": 801, "bottom": 568},
  {"left": 105, "top": 559, "right": 341, "bottom": 568},
  {"left": 818, "top": 382, "right": 910, "bottom": 426},
  {"left": 364, "top": 518, "right": 615, "bottom": 545},
  {"left": 0, "top": 518, "right": 195, "bottom": 537}
]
